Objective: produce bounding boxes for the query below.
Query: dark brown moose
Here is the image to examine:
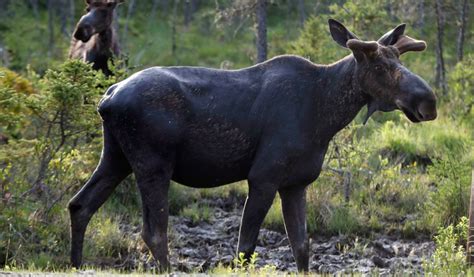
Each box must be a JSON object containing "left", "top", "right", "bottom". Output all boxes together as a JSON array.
[
  {"left": 69, "top": 19, "right": 437, "bottom": 272},
  {"left": 69, "top": 0, "right": 120, "bottom": 76}
]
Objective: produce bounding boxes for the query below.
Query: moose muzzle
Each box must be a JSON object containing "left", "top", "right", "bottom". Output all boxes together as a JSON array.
[{"left": 396, "top": 70, "right": 437, "bottom": 123}]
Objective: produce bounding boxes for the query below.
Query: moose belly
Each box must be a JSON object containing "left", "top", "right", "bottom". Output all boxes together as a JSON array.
[
  {"left": 172, "top": 127, "right": 255, "bottom": 188},
  {"left": 172, "top": 149, "right": 252, "bottom": 188}
]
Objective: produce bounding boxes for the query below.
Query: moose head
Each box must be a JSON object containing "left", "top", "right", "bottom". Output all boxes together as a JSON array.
[
  {"left": 73, "top": 0, "right": 122, "bottom": 43},
  {"left": 328, "top": 19, "right": 437, "bottom": 124}
]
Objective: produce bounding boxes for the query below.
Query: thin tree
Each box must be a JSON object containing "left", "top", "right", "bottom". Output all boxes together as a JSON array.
[
  {"left": 171, "top": 0, "right": 180, "bottom": 58},
  {"left": 184, "top": 0, "right": 191, "bottom": 27},
  {"left": 148, "top": 0, "right": 160, "bottom": 27},
  {"left": 183, "top": 0, "right": 199, "bottom": 27},
  {"left": 47, "top": 0, "right": 55, "bottom": 59},
  {"left": 29, "top": 0, "right": 40, "bottom": 20},
  {"left": 122, "top": 0, "right": 136, "bottom": 43},
  {"left": 68, "top": 0, "right": 75, "bottom": 35},
  {"left": 216, "top": 0, "right": 267, "bottom": 63},
  {"left": 434, "top": 0, "right": 447, "bottom": 95},
  {"left": 256, "top": 0, "right": 267, "bottom": 63},
  {"left": 59, "top": 0, "right": 69, "bottom": 38},
  {"left": 416, "top": 0, "right": 425, "bottom": 31},
  {"left": 297, "top": 0, "right": 306, "bottom": 27},
  {"left": 456, "top": 0, "right": 469, "bottom": 62}
]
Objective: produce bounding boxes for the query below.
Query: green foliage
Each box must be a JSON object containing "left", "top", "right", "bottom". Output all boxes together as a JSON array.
[
  {"left": 0, "top": 59, "right": 128, "bottom": 269},
  {"left": 328, "top": 0, "right": 389, "bottom": 39},
  {"left": 263, "top": 195, "right": 284, "bottom": 231},
  {"left": 84, "top": 215, "right": 134, "bottom": 259},
  {"left": 180, "top": 202, "right": 212, "bottom": 224},
  {"left": 446, "top": 54, "right": 474, "bottom": 124},
  {"left": 0, "top": 67, "right": 33, "bottom": 139},
  {"left": 424, "top": 156, "right": 471, "bottom": 229},
  {"left": 375, "top": 118, "right": 471, "bottom": 163},
  {"left": 327, "top": 205, "right": 361, "bottom": 235},
  {"left": 423, "top": 217, "right": 468, "bottom": 275},
  {"left": 232, "top": 252, "right": 259, "bottom": 272},
  {"left": 288, "top": 16, "right": 345, "bottom": 64}
]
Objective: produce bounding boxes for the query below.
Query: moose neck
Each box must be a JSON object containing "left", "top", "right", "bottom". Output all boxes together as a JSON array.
[
  {"left": 314, "top": 55, "right": 369, "bottom": 138},
  {"left": 93, "top": 27, "right": 116, "bottom": 55}
]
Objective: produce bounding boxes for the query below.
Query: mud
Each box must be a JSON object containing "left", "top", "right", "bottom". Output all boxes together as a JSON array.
[{"left": 116, "top": 196, "right": 434, "bottom": 275}]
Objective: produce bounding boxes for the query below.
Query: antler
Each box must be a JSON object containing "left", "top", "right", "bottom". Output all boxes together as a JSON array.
[{"left": 393, "top": 35, "right": 427, "bottom": 54}]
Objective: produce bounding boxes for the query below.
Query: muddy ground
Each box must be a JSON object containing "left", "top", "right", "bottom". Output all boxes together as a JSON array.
[{"left": 112, "top": 195, "right": 435, "bottom": 275}]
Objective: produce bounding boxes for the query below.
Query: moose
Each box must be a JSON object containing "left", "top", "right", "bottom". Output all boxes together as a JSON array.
[
  {"left": 68, "top": 19, "right": 437, "bottom": 272},
  {"left": 69, "top": 0, "right": 121, "bottom": 76}
]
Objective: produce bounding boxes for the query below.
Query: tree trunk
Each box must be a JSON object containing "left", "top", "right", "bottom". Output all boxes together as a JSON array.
[
  {"left": 47, "top": 0, "right": 55, "bottom": 58},
  {"left": 59, "top": 0, "right": 69, "bottom": 37},
  {"left": 416, "top": 0, "right": 425, "bottom": 30},
  {"left": 184, "top": 0, "right": 191, "bottom": 27},
  {"left": 171, "top": 0, "right": 179, "bottom": 59},
  {"left": 256, "top": 0, "right": 267, "bottom": 63},
  {"left": 456, "top": 0, "right": 469, "bottom": 62},
  {"left": 69, "top": 0, "right": 75, "bottom": 35},
  {"left": 122, "top": 0, "right": 136, "bottom": 42},
  {"left": 161, "top": 0, "right": 170, "bottom": 14},
  {"left": 434, "top": 0, "right": 447, "bottom": 95},
  {"left": 190, "top": 0, "right": 199, "bottom": 15},
  {"left": 29, "top": 0, "right": 39, "bottom": 20},
  {"left": 297, "top": 0, "right": 306, "bottom": 27},
  {"left": 148, "top": 0, "right": 160, "bottom": 26}
]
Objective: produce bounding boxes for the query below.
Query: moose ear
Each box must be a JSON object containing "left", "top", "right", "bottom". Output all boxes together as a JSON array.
[
  {"left": 394, "top": 35, "right": 427, "bottom": 54},
  {"left": 378, "top": 24, "right": 406, "bottom": 46},
  {"left": 328, "top": 19, "right": 359, "bottom": 48},
  {"left": 346, "top": 39, "right": 378, "bottom": 62}
]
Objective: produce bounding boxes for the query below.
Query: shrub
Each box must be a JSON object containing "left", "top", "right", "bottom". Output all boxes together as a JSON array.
[
  {"left": 180, "top": 202, "right": 212, "bottom": 224},
  {"left": 0, "top": 59, "right": 130, "bottom": 269},
  {"left": 424, "top": 155, "right": 471, "bottom": 229},
  {"left": 423, "top": 217, "right": 468, "bottom": 275}
]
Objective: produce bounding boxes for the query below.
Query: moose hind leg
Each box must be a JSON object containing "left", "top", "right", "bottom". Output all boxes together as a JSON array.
[
  {"left": 134, "top": 158, "right": 173, "bottom": 272},
  {"left": 280, "top": 186, "right": 309, "bottom": 272},
  {"left": 68, "top": 130, "right": 131, "bottom": 268}
]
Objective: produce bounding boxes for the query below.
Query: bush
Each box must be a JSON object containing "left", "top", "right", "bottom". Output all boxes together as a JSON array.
[
  {"left": 423, "top": 217, "right": 468, "bottom": 275},
  {"left": 446, "top": 54, "right": 474, "bottom": 123},
  {"left": 0, "top": 59, "right": 130, "bottom": 269},
  {"left": 424, "top": 155, "right": 471, "bottom": 229}
]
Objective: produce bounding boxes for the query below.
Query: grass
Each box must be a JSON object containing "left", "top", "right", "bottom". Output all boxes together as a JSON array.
[{"left": 180, "top": 202, "right": 212, "bottom": 224}]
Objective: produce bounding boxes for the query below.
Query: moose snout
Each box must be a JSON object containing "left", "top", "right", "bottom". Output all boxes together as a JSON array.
[
  {"left": 398, "top": 71, "right": 438, "bottom": 122},
  {"left": 73, "top": 23, "right": 93, "bottom": 42},
  {"left": 417, "top": 97, "right": 437, "bottom": 121}
]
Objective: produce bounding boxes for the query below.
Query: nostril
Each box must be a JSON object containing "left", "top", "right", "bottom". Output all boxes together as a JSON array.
[
  {"left": 417, "top": 99, "right": 437, "bottom": 121},
  {"left": 418, "top": 107, "right": 437, "bottom": 120}
]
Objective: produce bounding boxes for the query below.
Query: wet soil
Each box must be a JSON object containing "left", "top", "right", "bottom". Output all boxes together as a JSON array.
[{"left": 117, "top": 196, "right": 435, "bottom": 275}]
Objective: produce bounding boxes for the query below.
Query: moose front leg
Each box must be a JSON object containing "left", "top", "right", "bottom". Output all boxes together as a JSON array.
[
  {"left": 237, "top": 183, "right": 277, "bottom": 261},
  {"left": 280, "top": 185, "right": 309, "bottom": 272}
]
